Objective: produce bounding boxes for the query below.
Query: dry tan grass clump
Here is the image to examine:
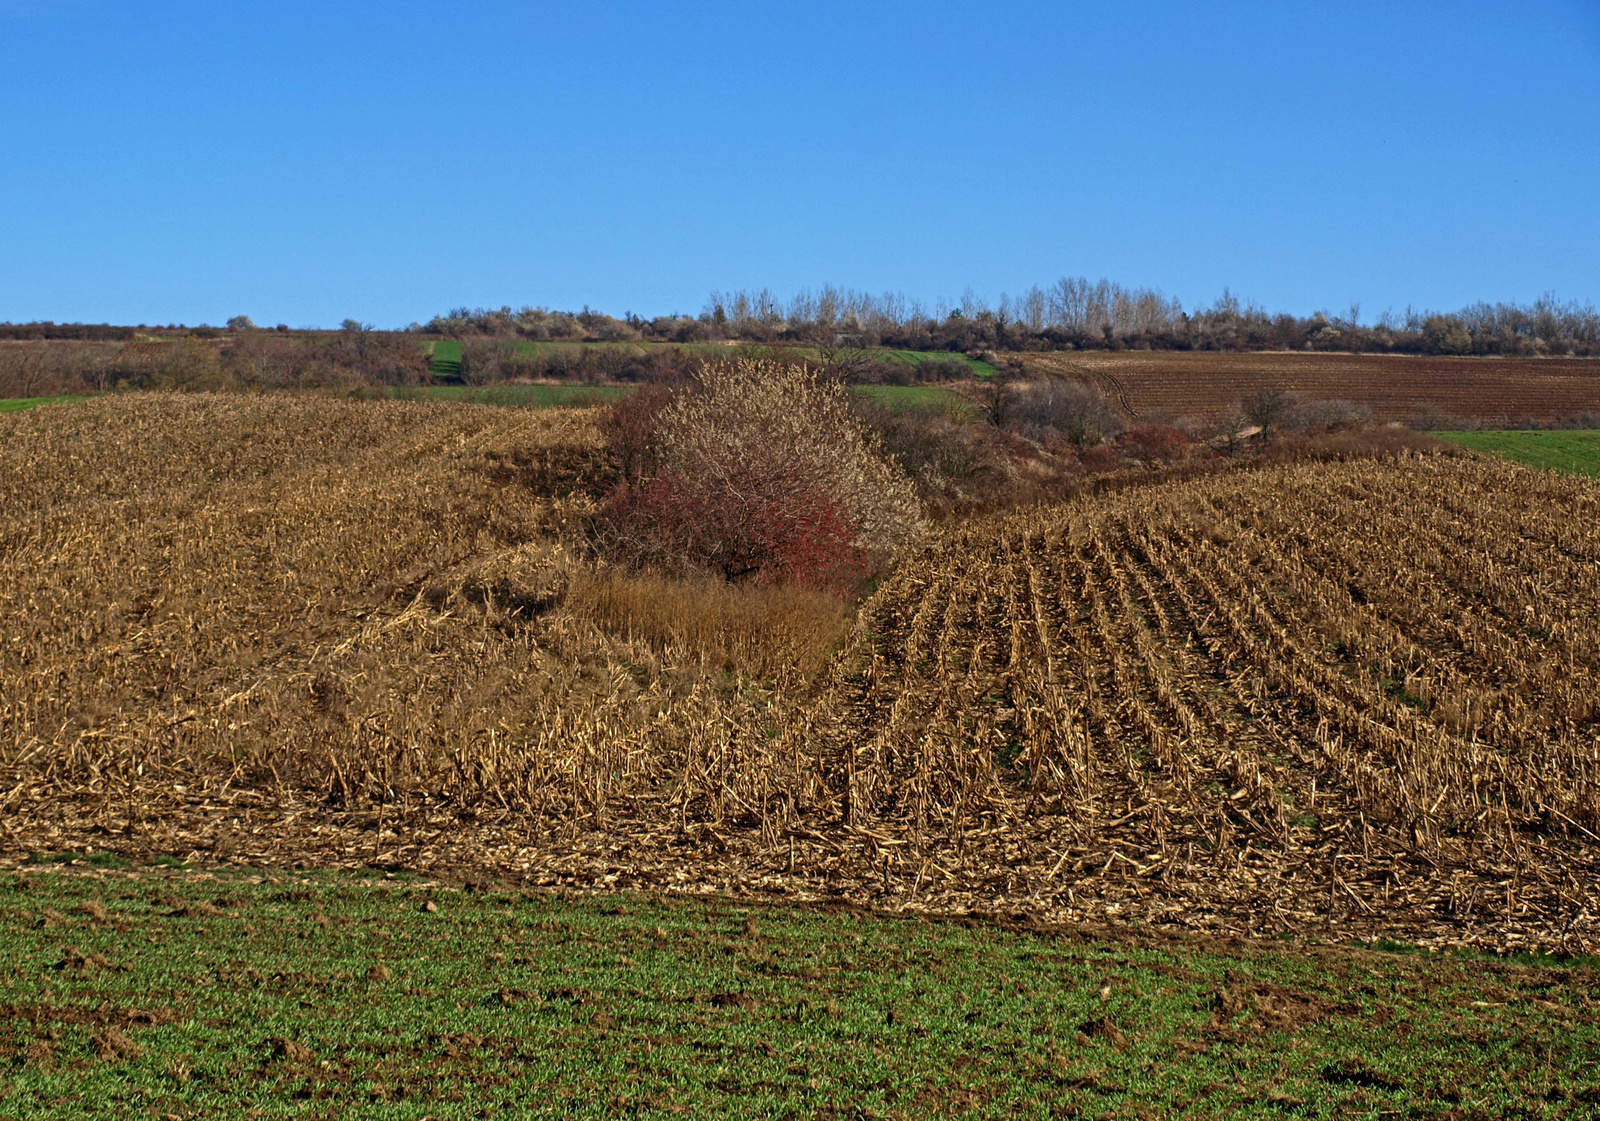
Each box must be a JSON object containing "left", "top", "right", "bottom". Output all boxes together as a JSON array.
[{"left": 564, "top": 570, "right": 850, "bottom": 684}]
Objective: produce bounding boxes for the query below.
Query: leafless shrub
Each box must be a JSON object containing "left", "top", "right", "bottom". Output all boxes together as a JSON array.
[
  {"left": 1293, "top": 398, "right": 1369, "bottom": 431},
  {"left": 1242, "top": 387, "right": 1296, "bottom": 436},
  {"left": 457, "top": 339, "right": 507, "bottom": 386},
  {"left": 1008, "top": 380, "right": 1122, "bottom": 447}
]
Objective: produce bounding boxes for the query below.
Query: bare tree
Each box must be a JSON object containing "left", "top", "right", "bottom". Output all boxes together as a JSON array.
[
  {"left": 1243, "top": 388, "right": 1295, "bottom": 437},
  {"left": 1010, "top": 380, "right": 1121, "bottom": 447}
]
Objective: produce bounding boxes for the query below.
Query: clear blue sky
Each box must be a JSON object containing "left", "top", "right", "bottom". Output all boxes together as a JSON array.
[{"left": 2, "top": 0, "right": 1597, "bottom": 328}]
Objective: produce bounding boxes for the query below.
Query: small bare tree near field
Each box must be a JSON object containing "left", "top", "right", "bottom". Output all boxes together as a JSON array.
[
  {"left": 598, "top": 359, "right": 926, "bottom": 593},
  {"left": 1243, "top": 388, "right": 1297, "bottom": 437},
  {"left": 969, "top": 375, "right": 1020, "bottom": 428}
]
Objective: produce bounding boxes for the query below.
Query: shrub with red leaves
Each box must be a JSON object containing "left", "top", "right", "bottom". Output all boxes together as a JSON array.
[
  {"left": 595, "top": 360, "right": 921, "bottom": 596},
  {"left": 1121, "top": 423, "right": 1190, "bottom": 463},
  {"left": 1077, "top": 445, "right": 1125, "bottom": 473},
  {"left": 601, "top": 468, "right": 871, "bottom": 594}
]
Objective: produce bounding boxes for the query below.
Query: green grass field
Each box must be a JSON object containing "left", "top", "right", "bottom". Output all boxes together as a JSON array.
[
  {"left": 850, "top": 384, "right": 972, "bottom": 415},
  {"left": 2, "top": 864, "right": 1596, "bottom": 1119},
  {"left": 1437, "top": 430, "right": 1600, "bottom": 476},
  {"left": 0, "top": 395, "right": 89, "bottom": 414},
  {"left": 425, "top": 339, "right": 463, "bottom": 379},
  {"left": 874, "top": 349, "right": 999, "bottom": 377}
]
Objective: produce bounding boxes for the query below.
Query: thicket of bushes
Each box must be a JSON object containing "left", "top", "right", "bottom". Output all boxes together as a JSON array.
[
  {"left": 454, "top": 339, "right": 691, "bottom": 386},
  {"left": 0, "top": 333, "right": 432, "bottom": 398},
  {"left": 843, "top": 376, "right": 1420, "bottom": 518},
  {"left": 594, "top": 359, "right": 927, "bottom": 595}
]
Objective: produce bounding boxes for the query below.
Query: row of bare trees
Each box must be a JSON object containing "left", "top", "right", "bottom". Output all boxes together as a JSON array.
[
  {"left": 407, "top": 283, "right": 1600, "bottom": 357},
  {"left": 7, "top": 282, "right": 1597, "bottom": 357}
]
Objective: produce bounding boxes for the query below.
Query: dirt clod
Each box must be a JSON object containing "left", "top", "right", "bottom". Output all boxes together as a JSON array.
[
  {"left": 270, "top": 1038, "right": 315, "bottom": 1063},
  {"left": 92, "top": 1027, "right": 144, "bottom": 1061},
  {"left": 1076, "top": 1017, "right": 1126, "bottom": 1049},
  {"left": 1321, "top": 1058, "right": 1403, "bottom": 1091},
  {"left": 710, "top": 991, "right": 757, "bottom": 1009}
]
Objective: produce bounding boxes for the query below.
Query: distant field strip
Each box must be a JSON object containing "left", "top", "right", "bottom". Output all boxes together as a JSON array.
[
  {"left": 402, "top": 381, "right": 961, "bottom": 411},
  {"left": 1024, "top": 351, "right": 1600, "bottom": 424},
  {"left": 423, "top": 338, "right": 995, "bottom": 380},
  {"left": 0, "top": 394, "right": 88, "bottom": 413},
  {"left": 1437, "top": 429, "right": 1600, "bottom": 476},
  {"left": 411, "top": 384, "right": 629, "bottom": 407}
]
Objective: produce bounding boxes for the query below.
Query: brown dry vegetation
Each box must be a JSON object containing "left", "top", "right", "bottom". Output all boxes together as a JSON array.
[
  {"left": 1021, "top": 350, "right": 1600, "bottom": 427},
  {"left": 564, "top": 571, "right": 851, "bottom": 683},
  {"left": 4, "top": 396, "right": 1599, "bottom": 952}
]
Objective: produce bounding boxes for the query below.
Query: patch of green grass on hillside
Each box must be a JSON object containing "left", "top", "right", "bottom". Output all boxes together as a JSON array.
[
  {"left": 0, "top": 395, "right": 90, "bottom": 413},
  {"left": 880, "top": 349, "right": 1000, "bottom": 377},
  {"left": 1437, "top": 430, "right": 1600, "bottom": 476},
  {"left": 425, "top": 339, "right": 462, "bottom": 380},
  {"left": 2, "top": 866, "right": 1597, "bottom": 1118},
  {"left": 850, "top": 384, "right": 973, "bottom": 416}
]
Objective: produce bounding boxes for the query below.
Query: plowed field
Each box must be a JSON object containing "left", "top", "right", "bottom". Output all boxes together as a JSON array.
[{"left": 1022, "top": 350, "right": 1600, "bottom": 425}]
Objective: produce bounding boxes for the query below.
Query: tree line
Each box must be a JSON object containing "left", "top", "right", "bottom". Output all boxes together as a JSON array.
[
  {"left": 421, "top": 281, "right": 1600, "bottom": 358},
  {"left": 5, "top": 280, "right": 1597, "bottom": 357}
]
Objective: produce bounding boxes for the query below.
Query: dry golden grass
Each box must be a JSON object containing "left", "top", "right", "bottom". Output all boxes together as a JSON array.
[
  {"left": 5, "top": 394, "right": 1600, "bottom": 950},
  {"left": 564, "top": 570, "right": 851, "bottom": 683}
]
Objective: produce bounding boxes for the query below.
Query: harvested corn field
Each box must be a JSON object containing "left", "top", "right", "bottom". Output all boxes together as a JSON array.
[
  {"left": 810, "top": 454, "right": 1600, "bottom": 949},
  {"left": 3, "top": 397, "right": 1599, "bottom": 952}
]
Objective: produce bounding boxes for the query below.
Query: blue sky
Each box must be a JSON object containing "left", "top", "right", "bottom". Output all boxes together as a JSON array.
[{"left": 2, "top": 0, "right": 1596, "bottom": 327}]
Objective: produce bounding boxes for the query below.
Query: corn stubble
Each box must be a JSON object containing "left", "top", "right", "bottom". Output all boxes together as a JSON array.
[{"left": 4, "top": 396, "right": 1599, "bottom": 951}]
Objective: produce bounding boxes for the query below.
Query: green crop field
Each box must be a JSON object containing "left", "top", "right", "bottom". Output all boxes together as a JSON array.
[
  {"left": 2, "top": 864, "right": 1597, "bottom": 1119},
  {"left": 0, "top": 395, "right": 88, "bottom": 414},
  {"left": 877, "top": 348, "right": 999, "bottom": 377},
  {"left": 424, "top": 339, "right": 463, "bottom": 379},
  {"left": 850, "top": 384, "right": 972, "bottom": 415},
  {"left": 1437, "top": 430, "right": 1600, "bottom": 476}
]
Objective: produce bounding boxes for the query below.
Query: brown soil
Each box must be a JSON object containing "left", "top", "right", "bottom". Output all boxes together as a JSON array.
[{"left": 1021, "top": 350, "right": 1600, "bottom": 424}]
